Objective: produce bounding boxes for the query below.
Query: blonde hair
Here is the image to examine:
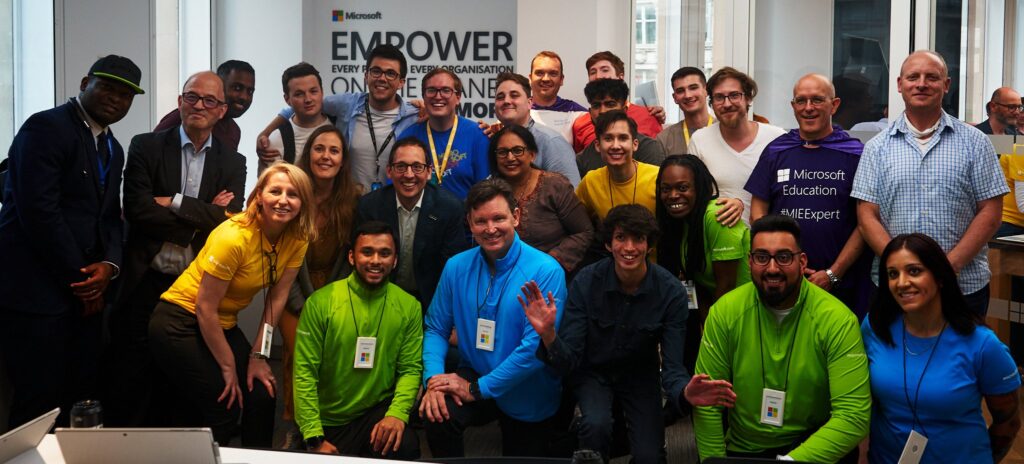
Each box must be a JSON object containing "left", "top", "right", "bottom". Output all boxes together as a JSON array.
[{"left": 242, "top": 163, "right": 318, "bottom": 242}]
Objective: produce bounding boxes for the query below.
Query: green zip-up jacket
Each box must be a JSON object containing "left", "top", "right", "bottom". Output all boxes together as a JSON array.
[
  {"left": 693, "top": 279, "right": 870, "bottom": 462},
  {"left": 293, "top": 275, "right": 423, "bottom": 439}
]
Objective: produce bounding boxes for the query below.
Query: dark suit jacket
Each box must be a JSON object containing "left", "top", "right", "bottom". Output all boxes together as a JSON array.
[
  {"left": 120, "top": 127, "right": 246, "bottom": 293},
  {"left": 355, "top": 183, "right": 469, "bottom": 309},
  {"left": 0, "top": 100, "right": 125, "bottom": 315}
]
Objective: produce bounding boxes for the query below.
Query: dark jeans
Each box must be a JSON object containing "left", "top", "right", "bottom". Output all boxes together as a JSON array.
[
  {"left": 148, "top": 302, "right": 275, "bottom": 447},
  {"left": 573, "top": 371, "right": 665, "bottom": 464},
  {"left": 103, "top": 269, "right": 177, "bottom": 426},
  {"left": 964, "top": 284, "right": 991, "bottom": 318},
  {"left": 0, "top": 306, "right": 102, "bottom": 429},
  {"left": 323, "top": 399, "right": 420, "bottom": 460},
  {"left": 424, "top": 368, "right": 560, "bottom": 458}
]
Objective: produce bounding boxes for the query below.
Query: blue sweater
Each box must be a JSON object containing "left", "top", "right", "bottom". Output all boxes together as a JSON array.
[{"left": 423, "top": 234, "right": 566, "bottom": 422}]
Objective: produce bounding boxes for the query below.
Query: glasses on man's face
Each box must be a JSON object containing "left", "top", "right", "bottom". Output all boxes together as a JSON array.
[
  {"left": 791, "top": 96, "right": 830, "bottom": 108},
  {"left": 495, "top": 146, "right": 529, "bottom": 159},
  {"left": 390, "top": 162, "right": 429, "bottom": 174},
  {"left": 710, "top": 92, "right": 745, "bottom": 105},
  {"left": 182, "top": 92, "right": 226, "bottom": 109},
  {"left": 367, "top": 67, "right": 401, "bottom": 82},
  {"left": 993, "top": 102, "right": 1024, "bottom": 113},
  {"left": 424, "top": 87, "right": 456, "bottom": 98},
  {"left": 750, "top": 250, "right": 799, "bottom": 267}
]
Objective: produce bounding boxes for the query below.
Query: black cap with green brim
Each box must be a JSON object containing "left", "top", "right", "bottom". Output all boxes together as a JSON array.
[{"left": 88, "top": 55, "right": 145, "bottom": 94}]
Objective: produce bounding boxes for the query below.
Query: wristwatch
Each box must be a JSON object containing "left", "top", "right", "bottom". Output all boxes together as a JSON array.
[
  {"left": 250, "top": 351, "right": 269, "bottom": 360},
  {"left": 825, "top": 268, "right": 841, "bottom": 287},
  {"left": 469, "top": 381, "right": 482, "bottom": 401},
  {"left": 305, "top": 435, "right": 325, "bottom": 451}
]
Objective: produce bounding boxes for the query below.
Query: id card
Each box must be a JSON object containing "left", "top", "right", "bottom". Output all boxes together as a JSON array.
[
  {"left": 353, "top": 337, "right": 377, "bottom": 369},
  {"left": 897, "top": 430, "right": 927, "bottom": 464},
  {"left": 476, "top": 318, "right": 496, "bottom": 351},
  {"left": 259, "top": 323, "right": 274, "bottom": 358},
  {"left": 683, "top": 280, "right": 699, "bottom": 310},
  {"left": 760, "top": 388, "right": 785, "bottom": 427}
]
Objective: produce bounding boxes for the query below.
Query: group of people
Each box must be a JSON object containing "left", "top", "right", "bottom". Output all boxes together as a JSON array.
[{"left": 0, "top": 42, "right": 1021, "bottom": 464}]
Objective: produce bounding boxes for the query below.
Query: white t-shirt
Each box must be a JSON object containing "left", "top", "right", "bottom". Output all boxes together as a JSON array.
[
  {"left": 531, "top": 109, "right": 586, "bottom": 145},
  {"left": 350, "top": 105, "right": 401, "bottom": 192},
  {"left": 688, "top": 121, "right": 786, "bottom": 225},
  {"left": 261, "top": 117, "right": 332, "bottom": 174}
]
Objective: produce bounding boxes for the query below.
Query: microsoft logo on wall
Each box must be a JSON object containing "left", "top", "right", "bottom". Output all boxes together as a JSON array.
[{"left": 331, "top": 9, "right": 383, "bottom": 22}]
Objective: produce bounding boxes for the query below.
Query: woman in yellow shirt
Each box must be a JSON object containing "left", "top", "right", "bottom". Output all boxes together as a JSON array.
[{"left": 149, "top": 163, "right": 316, "bottom": 447}]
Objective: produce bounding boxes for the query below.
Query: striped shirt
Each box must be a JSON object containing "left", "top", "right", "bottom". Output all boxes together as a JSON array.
[{"left": 851, "top": 111, "right": 1008, "bottom": 293}]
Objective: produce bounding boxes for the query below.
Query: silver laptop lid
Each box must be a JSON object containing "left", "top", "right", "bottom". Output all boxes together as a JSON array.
[
  {"left": 55, "top": 427, "right": 219, "bottom": 464},
  {"left": 0, "top": 408, "right": 60, "bottom": 462}
]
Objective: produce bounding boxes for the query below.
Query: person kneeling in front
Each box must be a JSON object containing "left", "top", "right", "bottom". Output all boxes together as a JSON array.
[
  {"left": 293, "top": 221, "right": 422, "bottom": 459},
  {"left": 692, "top": 214, "right": 870, "bottom": 462}
]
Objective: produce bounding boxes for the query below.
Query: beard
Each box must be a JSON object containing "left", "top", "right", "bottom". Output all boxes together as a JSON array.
[{"left": 755, "top": 274, "right": 800, "bottom": 308}]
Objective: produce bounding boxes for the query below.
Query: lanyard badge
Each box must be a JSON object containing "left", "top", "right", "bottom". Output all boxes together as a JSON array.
[
  {"left": 683, "top": 280, "right": 699, "bottom": 310},
  {"left": 353, "top": 336, "right": 377, "bottom": 369},
  {"left": 476, "top": 318, "right": 496, "bottom": 351},
  {"left": 759, "top": 388, "right": 786, "bottom": 427},
  {"left": 897, "top": 430, "right": 927, "bottom": 464}
]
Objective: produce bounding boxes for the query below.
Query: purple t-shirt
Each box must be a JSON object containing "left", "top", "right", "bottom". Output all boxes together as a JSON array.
[{"left": 745, "top": 129, "right": 873, "bottom": 316}]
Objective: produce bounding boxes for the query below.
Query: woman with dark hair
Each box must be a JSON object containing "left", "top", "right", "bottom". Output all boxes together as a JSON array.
[
  {"left": 863, "top": 233, "right": 1021, "bottom": 463},
  {"left": 276, "top": 125, "right": 361, "bottom": 446},
  {"left": 489, "top": 125, "right": 592, "bottom": 275},
  {"left": 655, "top": 154, "right": 750, "bottom": 306}
]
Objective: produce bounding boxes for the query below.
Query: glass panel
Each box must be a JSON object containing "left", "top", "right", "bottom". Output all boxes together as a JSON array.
[
  {"left": 832, "top": 0, "right": 891, "bottom": 129},
  {"left": 934, "top": 0, "right": 963, "bottom": 117},
  {"left": 0, "top": 0, "right": 12, "bottom": 155}
]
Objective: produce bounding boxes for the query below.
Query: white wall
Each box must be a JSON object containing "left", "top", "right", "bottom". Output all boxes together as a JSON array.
[{"left": 751, "top": 0, "right": 832, "bottom": 129}]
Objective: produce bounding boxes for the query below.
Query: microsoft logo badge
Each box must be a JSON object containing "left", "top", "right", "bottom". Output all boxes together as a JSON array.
[
  {"left": 777, "top": 168, "right": 790, "bottom": 183},
  {"left": 332, "top": 10, "right": 344, "bottom": 22}
]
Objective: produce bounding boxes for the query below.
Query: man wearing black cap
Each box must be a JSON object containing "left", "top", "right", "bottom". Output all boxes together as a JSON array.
[{"left": 0, "top": 54, "right": 144, "bottom": 428}]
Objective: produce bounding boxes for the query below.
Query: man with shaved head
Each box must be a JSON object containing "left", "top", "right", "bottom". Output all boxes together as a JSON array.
[
  {"left": 852, "top": 50, "right": 1008, "bottom": 316},
  {"left": 106, "top": 70, "right": 247, "bottom": 426},
  {"left": 977, "top": 87, "right": 1022, "bottom": 135},
  {"left": 744, "top": 74, "right": 872, "bottom": 317}
]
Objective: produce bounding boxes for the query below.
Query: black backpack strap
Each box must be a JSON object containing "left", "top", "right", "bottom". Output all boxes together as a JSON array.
[{"left": 276, "top": 119, "right": 296, "bottom": 164}]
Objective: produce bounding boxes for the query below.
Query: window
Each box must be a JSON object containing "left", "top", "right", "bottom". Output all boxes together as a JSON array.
[
  {"left": 636, "top": 3, "right": 657, "bottom": 46},
  {"left": 832, "top": 0, "right": 892, "bottom": 129}
]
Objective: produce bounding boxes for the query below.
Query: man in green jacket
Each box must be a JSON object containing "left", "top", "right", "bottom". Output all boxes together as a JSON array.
[
  {"left": 692, "top": 214, "right": 870, "bottom": 463},
  {"left": 293, "top": 221, "right": 423, "bottom": 459}
]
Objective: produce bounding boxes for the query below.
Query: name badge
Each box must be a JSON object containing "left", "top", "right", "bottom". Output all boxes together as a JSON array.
[
  {"left": 683, "top": 280, "right": 699, "bottom": 310},
  {"left": 760, "top": 388, "right": 785, "bottom": 427},
  {"left": 476, "top": 318, "right": 496, "bottom": 351},
  {"left": 897, "top": 430, "right": 927, "bottom": 464},
  {"left": 353, "top": 336, "right": 377, "bottom": 369},
  {"left": 259, "top": 323, "right": 274, "bottom": 358}
]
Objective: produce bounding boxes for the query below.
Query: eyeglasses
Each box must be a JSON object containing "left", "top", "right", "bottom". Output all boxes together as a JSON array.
[
  {"left": 367, "top": 67, "right": 401, "bottom": 82},
  {"left": 390, "top": 162, "right": 430, "bottom": 174},
  {"left": 750, "top": 250, "right": 799, "bottom": 267},
  {"left": 182, "top": 92, "right": 226, "bottom": 109},
  {"left": 992, "top": 102, "right": 1024, "bottom": 113},
  {"left": 495, "top": 146, "right": 529, "bottom": 158},
  {"left": 424, "top": 87, "right": 457, "bottom": 98},
  {"left": 791, "top": 96, "right": 831, "bottom": 108},
  {"left": 710, "top": 92, "right": 745, "bottom": 104}
]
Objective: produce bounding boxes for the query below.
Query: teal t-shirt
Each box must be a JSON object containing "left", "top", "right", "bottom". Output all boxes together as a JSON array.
[{"left": 681, "top": 200, "right": 751, "bottom": 293}]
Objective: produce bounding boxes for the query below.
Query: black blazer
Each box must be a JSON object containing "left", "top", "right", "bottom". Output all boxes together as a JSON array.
[
  {"left": 120, "top": 126, "right": 246, "bottom": 293},
  {"left": 355, "top": 183, "right": 469, "bottom": 309},
  {"left": 0, "top": 100, "right": 125, "bottom": 315}
]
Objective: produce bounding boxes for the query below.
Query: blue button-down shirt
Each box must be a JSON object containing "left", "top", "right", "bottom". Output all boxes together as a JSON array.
[
  {"left": 851, "top": 111, "right": 1008, "bottom": 293},
  {"left": 527, "top": 118, "right": 581, "bottom": 187}
]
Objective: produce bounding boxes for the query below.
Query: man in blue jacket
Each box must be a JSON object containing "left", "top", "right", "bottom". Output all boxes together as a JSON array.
[
  {"left": 0, "top": 55, "right": 144, "bottom": 428},
  {"left": 420, "top": 178, "right": 567, "bottom": 457}
]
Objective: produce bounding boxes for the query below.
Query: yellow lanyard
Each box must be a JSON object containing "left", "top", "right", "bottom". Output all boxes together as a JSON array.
[
  {"left": 682, "top": 115, "right": 714, "bottom": 147},
  {"left": 427, "top": 116, "right": 459, "bottom": 185}
]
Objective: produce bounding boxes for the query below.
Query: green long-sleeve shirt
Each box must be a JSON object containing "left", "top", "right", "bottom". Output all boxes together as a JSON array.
[
  {"left": 693, "top": 279, "right": 870, "bottom": 462},
  {"left": 293, "top": 275, "right": 423, "bottom": 439}
]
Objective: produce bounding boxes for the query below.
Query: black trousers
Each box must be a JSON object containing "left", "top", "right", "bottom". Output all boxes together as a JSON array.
[
  {"left": 0, "top": 305, "right": 102, "bottom": 429},
  {"left": 323, "top": 399, "right": 420, "bottom": 460},
  {"left": 424, "top": 368, "right": 560, "bottom": 458},
  {"left": 148, "top": 302, "right": 274, "bottom": 447},
  {"left": 104, "top": 269, "right": 177, "bottom": 426},
  {"left": 573, "top": 371, "right": 665, "bottom": 464}
]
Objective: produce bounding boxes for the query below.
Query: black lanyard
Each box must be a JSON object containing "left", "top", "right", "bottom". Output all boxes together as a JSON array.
[
  {"left": 475, "top": 246, "right": 522, "bottom": 320},
  {"left": 902, "top": 321, "right": 945, "bottom": 437},
  {"left": 347, "top": 282, "right": 388, "bottom": 339},
  {"left": 365, "top": 100, "right": 396, "bottom": 171},
  {"left": 756, "top": 306, "right": 803, "bottom": 391}
]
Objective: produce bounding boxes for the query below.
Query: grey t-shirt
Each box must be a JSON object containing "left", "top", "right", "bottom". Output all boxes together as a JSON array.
[{"left": 350, "top": 105, "right": 401, "bottom": 191}]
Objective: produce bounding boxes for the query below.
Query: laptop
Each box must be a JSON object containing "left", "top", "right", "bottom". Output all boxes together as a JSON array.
[
  {"left": 55, "top": 427, "right": 221, "bottom": 464},
  {"left": 0, "top": 408, "right": 59, "bottom": 462}
]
